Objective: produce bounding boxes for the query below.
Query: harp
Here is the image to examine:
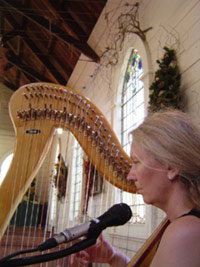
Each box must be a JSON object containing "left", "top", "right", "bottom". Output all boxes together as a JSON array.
[{"left": 0, "top": 82, "right": 169, "bottom": 266}]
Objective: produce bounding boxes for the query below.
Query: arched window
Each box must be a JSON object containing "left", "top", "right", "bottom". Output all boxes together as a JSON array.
[
  {"left": 121, "top": 49, "right": 146, "bottom": 223},
  {"left": 70, "top": 139, "right": 83, "bottom": 220}
]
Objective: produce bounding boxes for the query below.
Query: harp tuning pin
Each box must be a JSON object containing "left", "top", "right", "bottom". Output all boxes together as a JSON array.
[
  {"left": 23, "top": 93, "right": 29, "bottom": 100},
  {"left": 17, "top": 111, "right": 22, "bottom": 119},
  {"left": 25, "top": 86, "right": 30, "bottom": 92},
  {"left": 107, "top": 134, "right": 111, "bottom": 142},
  {"left": 115, "top": 149, "right": 119, "bottom": 157}
]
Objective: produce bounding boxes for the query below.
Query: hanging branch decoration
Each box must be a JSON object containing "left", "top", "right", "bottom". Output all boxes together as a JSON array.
[
  {"left": 82, "top": 2, "right": 152, "bottom": 91},
  {"left": 101, "top": 2, "right": 152, "bottom": 66},
  {"left": 148, "top": 46, "right": 182, "bottom": 112}
]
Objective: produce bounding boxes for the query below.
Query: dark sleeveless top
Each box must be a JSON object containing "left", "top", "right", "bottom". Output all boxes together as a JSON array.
[{"left": 181, "top": 209, "right": 200, "bottom": 218}]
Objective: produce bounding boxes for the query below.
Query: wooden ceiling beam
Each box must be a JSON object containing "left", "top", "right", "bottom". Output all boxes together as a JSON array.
[
  {"left": 66, "top": 5, "right": 90, "bottom": 36},
  {"left": 7, "top": 50, "right": 53, "bottom": 83},
  {"left": 22, "top": 36, "right": 68, "bottom": 84},
  {"left": 0, "top": 0, "right": 100, "bottom": 62},
  {"left": 1, "top": 12, "right": 68, "bottom": 84},
  {"left": 42, "top": 0, "right": 88, "bottom": 41}
]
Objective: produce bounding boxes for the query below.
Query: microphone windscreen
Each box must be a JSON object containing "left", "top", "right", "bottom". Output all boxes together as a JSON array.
[{"left": 97, "top": 203, "right": 132, "bottom": 227}]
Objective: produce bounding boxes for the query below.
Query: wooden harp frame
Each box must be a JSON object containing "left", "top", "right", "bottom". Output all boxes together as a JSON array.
[
  {"left": 0, "top": 82, "right": 169, "bottom": 266},
  {"left": 0, "top": 82, "right": 136, "bottom": 239}
]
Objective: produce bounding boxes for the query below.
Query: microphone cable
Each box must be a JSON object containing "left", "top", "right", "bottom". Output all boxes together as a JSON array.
[
  {"left": 0, "top": 236, "right": 97, "bottom": 266},
  {"left": 0, "top": 247, "right": 39, "bottom": 263}
]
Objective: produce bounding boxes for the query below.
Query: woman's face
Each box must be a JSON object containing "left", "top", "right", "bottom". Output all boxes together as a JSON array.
[{"left": 127, "top": 143, "right": 171, "bottom": 207}]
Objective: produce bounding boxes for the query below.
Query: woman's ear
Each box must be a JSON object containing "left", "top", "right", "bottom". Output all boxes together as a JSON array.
[{"left": 167, "top": 168, "right": 179, "bottom": 180}]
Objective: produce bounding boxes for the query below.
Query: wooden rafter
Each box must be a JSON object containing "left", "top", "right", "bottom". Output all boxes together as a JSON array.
[
  {"left": 0, "top": 0, "right": 107, "bottom": 90},
  {"left": 1, "top": 10, "right": 69, "bottom": 84},
  {"left": 7, "top": 50, "right": 53, "bottom": 83},
  {"left": 0, "top": 0, "right": 100, "bottom": 62}
]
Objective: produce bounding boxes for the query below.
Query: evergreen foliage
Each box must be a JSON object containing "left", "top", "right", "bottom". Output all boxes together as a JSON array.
[{"left": 148, "top": 47, "right": 181, "bottom": 112}]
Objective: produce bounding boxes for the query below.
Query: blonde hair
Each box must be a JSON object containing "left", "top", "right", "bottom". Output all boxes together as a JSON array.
[{"left": 131, "top": 109, "right": 200, "bottom": 209}]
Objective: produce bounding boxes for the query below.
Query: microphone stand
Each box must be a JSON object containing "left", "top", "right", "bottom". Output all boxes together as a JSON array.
[{"left": 0, "top": 237, "right": 97, "bottom": 266}]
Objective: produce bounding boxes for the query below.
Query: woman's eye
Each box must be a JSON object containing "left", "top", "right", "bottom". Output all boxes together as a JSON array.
[{"left": 133, "top": 160, "right": 139, "bottom": 164}]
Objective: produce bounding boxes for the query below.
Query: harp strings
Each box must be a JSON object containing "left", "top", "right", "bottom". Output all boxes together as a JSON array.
[
  {"left": 1, "top": 82, "right": 135, "bottom": 266},
  {"left": 3, "top": 96, "right": 34, "bottom": 256}
]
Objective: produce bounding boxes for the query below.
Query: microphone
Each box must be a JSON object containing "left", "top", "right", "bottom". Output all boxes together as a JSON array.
[{"left": 38, "top": 203, "right": 132, "bottom": 251}]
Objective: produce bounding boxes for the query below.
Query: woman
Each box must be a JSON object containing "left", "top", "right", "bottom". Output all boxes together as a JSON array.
[{"left": 72, "top": 109, "right": 200, "bottom": 266}]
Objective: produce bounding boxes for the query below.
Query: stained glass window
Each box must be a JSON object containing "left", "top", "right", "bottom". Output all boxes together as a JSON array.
[{"left": 121, "top": 49, "right": 146, "bottom": 223}]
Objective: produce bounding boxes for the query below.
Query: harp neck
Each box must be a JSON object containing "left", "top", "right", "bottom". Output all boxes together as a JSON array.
[{"left": 0, "top": 82, "right": 136, "bottom": 238}]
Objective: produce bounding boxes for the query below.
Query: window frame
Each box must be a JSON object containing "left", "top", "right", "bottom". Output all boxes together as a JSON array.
[{"left": 120, "top": 48, "right": 146, "bottom": 225}]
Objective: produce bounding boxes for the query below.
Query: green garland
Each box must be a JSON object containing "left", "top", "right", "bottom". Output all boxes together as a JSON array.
[{"left": 148, "top": 47, "right": 181, "bottom": 113}]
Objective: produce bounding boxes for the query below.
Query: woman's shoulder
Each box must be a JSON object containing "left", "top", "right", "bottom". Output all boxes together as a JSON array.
[
  {"left": 150, "top": 216, "right": 200, "bottom": 266},
  {"left": 169, "top": 213, "right": 200, "bottom": 229},
  {"left": 162, "top": 216, "right": 200, "bottom": 255},
  {"left": 164, "top": 214, "right": 200, "bottom": 242}
]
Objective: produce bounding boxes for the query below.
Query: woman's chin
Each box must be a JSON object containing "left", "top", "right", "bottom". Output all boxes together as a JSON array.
[{"left": 142, "top": 195, "right": 153, "bottom": 205}]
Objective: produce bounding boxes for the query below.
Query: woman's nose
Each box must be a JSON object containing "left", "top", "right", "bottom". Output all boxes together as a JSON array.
[{"left": 127, "top": 166, "right": 137, "bottom": 181}]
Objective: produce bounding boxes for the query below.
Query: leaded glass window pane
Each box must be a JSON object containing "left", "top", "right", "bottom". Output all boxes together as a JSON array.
[
  {"left": 70, "top": 139, "right": 83, "bottom": 219},
  {"left": 121, "top": 49, "right": 146, "bottom": 224}
]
